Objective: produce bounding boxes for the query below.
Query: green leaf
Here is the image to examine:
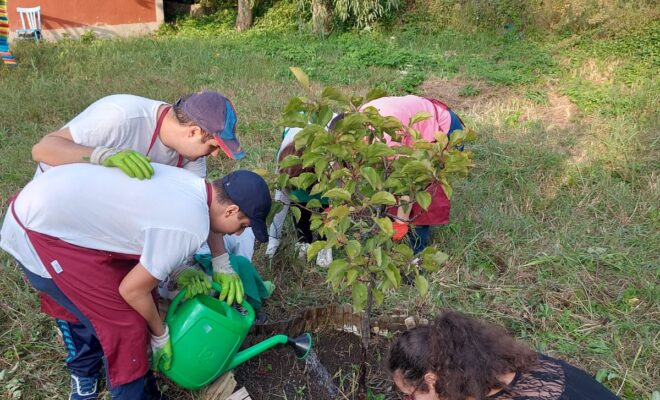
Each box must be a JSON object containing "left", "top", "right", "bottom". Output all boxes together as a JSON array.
[
  {"left": 408, "top": 111, "right": 433, "bottom": 126},
  {"left": 373, "top": 247, "right": 383, "bottom": 266},
  {"left": 289, "top": 67, "right": 310, "bottom": 89},
  {"left": 415, "top": 274, "right": 429, "bottom": 296},
  {"left": 360, "top": 166, "right": 381, "bottom": 190},
  {"left": 307, "top": 240, "right": 327, "bottom": 262},
  {"left": 324, "top": 188, "right": 352, "bottom": 202},
  {"left": 283, "top": 97, "right": 305, "bottom": 113},
  {"left": 345, "top": 268, "right": 359, "bottom": 285},
  {"left": 327, "top": 259, "right": 349, "bottom": 281},
  {"left": 279, "top": 155, "right": 302, "bottom": 169},
  {"left": 350, "top": 96, "right": 364, "bottom": 108},
  {"left": 346, "top": 240, "right": 362, "bottom": 259},
  {"left": 321, "top": 86, "right": 349, "bottom": 104},
  {"left": 352, "top": 283, "right": 368, "bottom": 311},
  {"left": 384, "top": 264, "right": 399, "bottom": 287},
  {"left": 415, "top": 191, "right": 432, "bottom": 211},
  {"left": 370, "top": 191, "right": 397, "bottom": 206},
  {"left": 374, "top": 217, "right": 394, "bottom": 237},
  {"left": 290, "top": 206, "right": 302, "bottom": 223},
  {"left": 336, "top": 113, "right": 368, "bottom": 132},
  {"left": 306, "top": 198, "right": 322, "bottom": 209},
  {"left": 366, "top": 88, "right": 388, "bottom": 102},
  {"left": 465, "top": 127, "right": 478, "bottom": 142},
  {"left": 394, "top": 243, "right": 414, "bottom": 258},
  {"left": 277, "top": 173, "right": 289, "bottom": 190},
  {"left": 372, "top": 287, "right": 384, "bottom": 307},
  {"left": 289, "top": 172, "right": 317, "bottom": 190},
  {"left": 328, "top": 205, "right": 350, "bottom": 219},
  {"left": 366, "top": 143, "right": 396, "bottom": 158},
  {"left": 266, "top": 201, "right": 284, "bottom": 226},
  {"left": 440, "top": 176, "right": 453, "bottom": 200}
]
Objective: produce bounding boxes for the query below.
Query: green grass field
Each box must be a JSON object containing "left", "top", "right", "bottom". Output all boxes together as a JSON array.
[{"left": 0, "top": 17, "right": 658, "bottom": 400}]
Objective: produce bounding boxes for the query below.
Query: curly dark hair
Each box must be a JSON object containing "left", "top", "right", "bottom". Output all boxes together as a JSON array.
[{"left": 388, "top": 311, "right": 538, "bottom": 400}]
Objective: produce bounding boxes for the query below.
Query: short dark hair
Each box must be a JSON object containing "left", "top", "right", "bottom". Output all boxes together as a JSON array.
[
  {"left": 388, "top": 311, "right": 538, "bottom": 400},
  {"left": 172, "top": 103, "right": 211, "bottom": 136},
  {"left": 211, "top": 179, "right": 247, "bottom": 218},
  {"left": 172, "top": 103, "right": 193, "bottom": 125}
]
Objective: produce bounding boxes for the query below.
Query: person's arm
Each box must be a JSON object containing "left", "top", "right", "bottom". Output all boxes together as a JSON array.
[
  {"left": 118, "top": 262, "right": 165, "bottom": 336},
  {"left": 208, "top": 231, "right": 227, "bottom": 257},
  {"left": 31, "top": 128, "right": 95, "bottom": 166}
]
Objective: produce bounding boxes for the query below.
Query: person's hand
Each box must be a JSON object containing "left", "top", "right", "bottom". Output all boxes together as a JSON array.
[
  {"left": 392, "top": 221, "right": 409, "bottom": 241},
  {"left": 176, "top": 269, "right": 211, "bottom": 300},
  {"left": 211, "top": 254, "right": 244, "bottom": 305},
  {"left": 150, "top": 324, "right": 173, "bottom": 372},
  {"left": 91, "top": 146, "right": 154, "bottom": 179}
]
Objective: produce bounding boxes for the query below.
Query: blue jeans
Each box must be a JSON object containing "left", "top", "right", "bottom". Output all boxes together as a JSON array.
[
  {"left": 408, "top": 225, "right": 430, "bottom": 254},
  {"left": 20, "top": 265, "right": 146, "bottom": 400}
]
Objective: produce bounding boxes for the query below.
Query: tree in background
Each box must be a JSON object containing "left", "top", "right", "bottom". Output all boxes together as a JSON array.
[
  {"left": 275, "top": 67, "right": 477, "bottom": 398},
  {"left": 236, "top": 0, "right": 256, "bottom": 31}
]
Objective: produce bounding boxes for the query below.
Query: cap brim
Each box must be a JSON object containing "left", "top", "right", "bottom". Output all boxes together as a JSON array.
[
  {"left": 215, "top": 136, "right": 245, "bottom": 160},
  {"left": 250, "top": 218, "right": 268, "bottom": 243}
]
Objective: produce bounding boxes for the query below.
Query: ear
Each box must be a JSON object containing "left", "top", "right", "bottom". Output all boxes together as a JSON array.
[
  {"left": 223, "top": 204, "right": 240, "bottom": 216},
  {"left": 423, "top": 372, "right": 438, "bottom": 388},
  {"left": 187, "top": 124, "right": 202, "bottom": 138}
]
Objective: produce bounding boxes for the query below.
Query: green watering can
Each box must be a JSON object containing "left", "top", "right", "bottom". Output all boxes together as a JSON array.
[{"left": 162, "top": 281, "right": 312, "bottom": 390}]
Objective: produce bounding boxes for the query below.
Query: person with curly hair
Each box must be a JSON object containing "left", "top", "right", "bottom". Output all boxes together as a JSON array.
[{"left": 388, "top": 311, "right": 619, "bottom": 400}]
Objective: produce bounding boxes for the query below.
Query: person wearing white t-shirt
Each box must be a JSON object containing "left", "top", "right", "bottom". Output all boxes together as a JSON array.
[
  {"left": 0, "top": 164, "right": 271, "bottom": 400},
  {"left": 30, "top": 91, "right": 245, "bottom": 397},
  {"left": 31, "top": 91, "right": 244, "bottom": 281}
]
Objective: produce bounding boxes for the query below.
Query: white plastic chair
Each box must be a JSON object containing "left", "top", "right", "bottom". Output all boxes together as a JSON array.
[{"left": 16, "top": 6, "right": 42, "bottom": 43}]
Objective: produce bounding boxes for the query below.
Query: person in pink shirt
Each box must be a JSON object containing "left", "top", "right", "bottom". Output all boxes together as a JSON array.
[{"left": 360, "top": 95, "right": 466, "bottom": 254}]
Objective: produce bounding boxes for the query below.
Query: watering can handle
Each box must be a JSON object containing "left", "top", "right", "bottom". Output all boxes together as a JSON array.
[{"left": 165, "top": 280, "right": 256, "bottom": 324}]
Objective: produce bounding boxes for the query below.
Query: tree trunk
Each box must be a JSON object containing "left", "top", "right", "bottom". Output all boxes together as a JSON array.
[
  {"left": 236, "top": 0, "right": 253, "bottom": 32},
  {"left": 358, "top": 279, "right": 374, "bottom": 400},
  {"left": 311, "top": 0, "right": 330, "bottom": 35}
]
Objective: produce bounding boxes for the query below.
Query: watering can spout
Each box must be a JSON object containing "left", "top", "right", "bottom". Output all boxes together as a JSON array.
[
  {"left": 225, "top": 333, "right": 313, "bottom": 371},
  {"left": 287, "top": 333, "right": 313, "bottom": 359}
]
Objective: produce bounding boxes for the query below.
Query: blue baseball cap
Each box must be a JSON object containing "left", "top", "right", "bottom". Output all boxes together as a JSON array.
[
  {"left": 220, "top": 170, "right": 271, "bottom": 242},
  {"left": 176, "top": 91, "right": 246, "bottom": 160}
]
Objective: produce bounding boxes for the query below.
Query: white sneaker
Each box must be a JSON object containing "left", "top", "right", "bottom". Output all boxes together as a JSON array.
[
  {"left": 294, "top": 242, "right": 310, "bottom": 260},
  {"left": 316, "top": 248, "right": 333, "bottom": 268}
]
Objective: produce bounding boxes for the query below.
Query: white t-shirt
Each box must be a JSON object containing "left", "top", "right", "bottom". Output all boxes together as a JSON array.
[
  {"left": 1, "top": 164, "right": 210, "bottom": 281},
  {"left": 35, "top": 94, "right": 206, "bottom": 178}
]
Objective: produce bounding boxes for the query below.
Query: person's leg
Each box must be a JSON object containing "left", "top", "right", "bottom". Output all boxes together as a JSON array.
[
  {"left": 20, "top": 265, "right": 102, "bottom": 399},
  {"left": 293, "top": 203, "right": 314, "bottom": 244},
  {"left": 107, "top": 375, "right": 146, "bottom": 400},
  {"left": 20, "top": 265, "right": 147, "bottom": 399},
  {"left": 408, "top": 225, "right": 431, "bottom": 254},
  {"left": 447, "top": 109, "right": 465, "bottom": 151}
]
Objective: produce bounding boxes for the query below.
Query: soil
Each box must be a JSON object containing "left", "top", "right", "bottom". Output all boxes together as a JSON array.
[{"left": 233, "top": 329, "right": 400, "bottom": 400}]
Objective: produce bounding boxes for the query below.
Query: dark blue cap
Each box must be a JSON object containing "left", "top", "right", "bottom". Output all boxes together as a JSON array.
[{"left": 220, "top": 170, "right": 271, "bottom": 242}]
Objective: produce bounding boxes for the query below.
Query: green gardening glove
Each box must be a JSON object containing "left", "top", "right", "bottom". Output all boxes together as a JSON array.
[
  {"left": 93, "top": 147, "right": 154, "bottom": 179},
  {"left": 211, "top": 254, "right": 244, "bottom": 305},
  {"left": 176, "top": 268, "right": 211, "bottom": 300},
  {"left": 150, "top": 325, "right": 173, "bottom": 372}
]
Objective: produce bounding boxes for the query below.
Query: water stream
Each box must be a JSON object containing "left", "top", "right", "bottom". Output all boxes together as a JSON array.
[{"left": 304, "top": 349, "right": 340, "bottom": 399}]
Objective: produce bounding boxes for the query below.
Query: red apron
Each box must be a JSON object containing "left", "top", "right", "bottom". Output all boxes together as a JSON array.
[
  {"left": 147, "top": 105, "right": 184, "bottom": 168},
  {"left": 9, "top": 182, "right": 213, "bottom": 386},
  {"left": 387, "top": 182, "right": 450, "bottom": 226}
]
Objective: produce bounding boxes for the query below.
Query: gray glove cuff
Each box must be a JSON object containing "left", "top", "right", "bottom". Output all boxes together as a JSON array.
[
  {"left": 150, "top": 324, "right": 169, "bottom": 347},
  {"left": 212, "top": 253, "right": 234, "bottom": 274},
  {"left": 90, "top": 146, "right": 120, "bottom": 165}
]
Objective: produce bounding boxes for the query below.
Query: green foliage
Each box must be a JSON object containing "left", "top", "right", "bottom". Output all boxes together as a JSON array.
[
  {"left": 276, "top": 70, "right": 476, "bottom": 311},
  {"left": 253, "top": 0, "right": 299, "bottom": 32}
]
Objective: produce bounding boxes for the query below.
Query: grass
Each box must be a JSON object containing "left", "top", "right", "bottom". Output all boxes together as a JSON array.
[{"left": 0, "top": 18, "right": 658, "bottom": 400}]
